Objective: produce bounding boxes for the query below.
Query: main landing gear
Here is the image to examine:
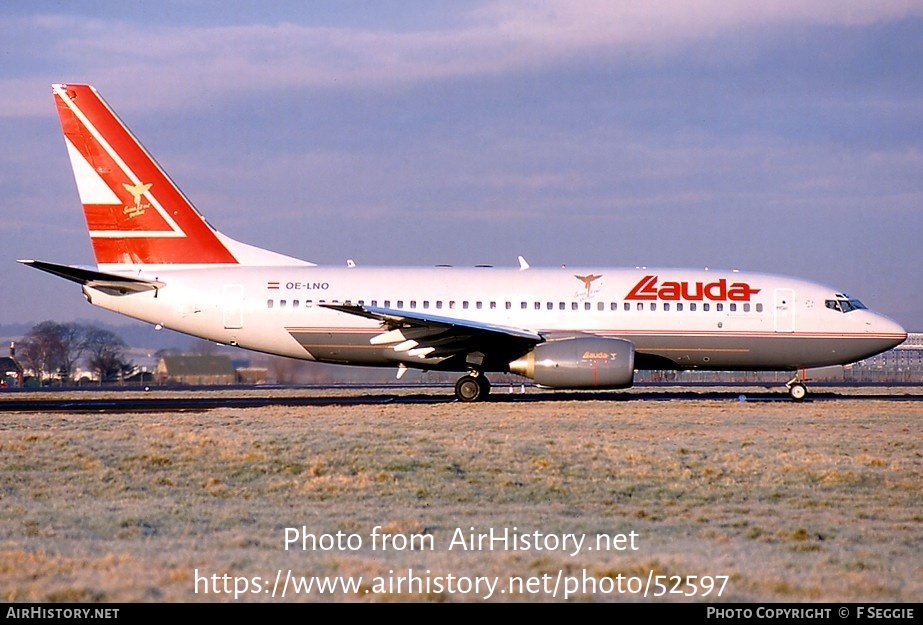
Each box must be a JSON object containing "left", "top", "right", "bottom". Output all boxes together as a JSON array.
[
  {"left": 455, "top": 372, "right": 491, "bottom": 402},
  {"left": 785, "top": 373, "right": 808, "bottom": 401}
]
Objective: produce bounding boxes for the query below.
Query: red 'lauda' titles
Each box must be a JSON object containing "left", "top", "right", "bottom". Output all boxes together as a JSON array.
[{"left": 625, "top": 275, "right": 761, "bottom": 302}]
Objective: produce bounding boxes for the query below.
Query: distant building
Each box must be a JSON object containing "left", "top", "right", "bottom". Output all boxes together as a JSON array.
[
  {"left": 0, "top": 342, "right": 24, "bottom": 388},
  {"left": 154, "top": 355, "right": 237, "bottom": 386},
  {"left": 236, "top": 367, "right": 269, "bottom": 385},
  {"left": 848, "top": 332, "right": 923, "bottom": 383}
]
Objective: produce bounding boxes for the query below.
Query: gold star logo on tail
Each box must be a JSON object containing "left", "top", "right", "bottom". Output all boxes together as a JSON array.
[{"left": 122, "top": 182, "right": 152, "bottom": 217}]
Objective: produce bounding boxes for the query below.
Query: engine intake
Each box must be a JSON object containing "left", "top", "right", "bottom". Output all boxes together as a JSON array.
[{"left": 509, "top": 336, "right": 635, "bottom": 389}]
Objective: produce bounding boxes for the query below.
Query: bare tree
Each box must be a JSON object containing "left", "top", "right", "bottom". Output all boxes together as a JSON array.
[
  {"left": 56, "top": 322, "right": 87, "bottom": 383},
  {"left": 83, "top": 326, "right": 131, "bottom": 383},
  {"left": 16, "top": 322, "right": 136, "bottom": 385},
  {"left": 17, "top": 321, "right": 68, "bottom": 384}
]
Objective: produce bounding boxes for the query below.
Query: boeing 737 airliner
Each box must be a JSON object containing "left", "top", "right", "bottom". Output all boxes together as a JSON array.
[{"left": 20, "top": 84, "right": 907, "bottom": 401}]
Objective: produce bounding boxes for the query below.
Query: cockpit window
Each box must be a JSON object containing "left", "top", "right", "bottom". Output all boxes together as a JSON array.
[{"left": 825, "top": 299, "right": 867, "bottom": 313}]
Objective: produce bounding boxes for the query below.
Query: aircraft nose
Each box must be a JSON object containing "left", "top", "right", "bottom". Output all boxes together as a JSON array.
[{"left": 870, "top": 312, "right": 907, "bottom": 349}]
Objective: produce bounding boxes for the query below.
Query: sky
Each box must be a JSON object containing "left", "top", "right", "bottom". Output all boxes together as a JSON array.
[{"left": 2, "top": 1, "right": 922, "bottom": 330}]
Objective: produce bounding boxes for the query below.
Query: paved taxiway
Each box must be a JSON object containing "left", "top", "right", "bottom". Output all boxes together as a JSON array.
[{"left": 1, "top": 384, "right": 921, "bottom": 412}]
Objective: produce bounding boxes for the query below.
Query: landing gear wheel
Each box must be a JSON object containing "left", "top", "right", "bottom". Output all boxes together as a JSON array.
[
  {"left": 477, "top": 375, "right": 491, "bottom": 399},
  {"left": 455, "top": 375, "right": 483, "bottom": 402},
  {"left": 788, "top": 382, "right": 807, "bottom": 402}
]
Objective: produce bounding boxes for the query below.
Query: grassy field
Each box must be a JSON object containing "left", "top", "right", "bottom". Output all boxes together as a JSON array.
[{"left": 0, "top": 389, "right": 920, "bottom": 603}]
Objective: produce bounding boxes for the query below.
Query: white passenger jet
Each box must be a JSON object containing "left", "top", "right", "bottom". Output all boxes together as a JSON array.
[{"left": 20, "top": 84, "right": 907, "bottom": 401}]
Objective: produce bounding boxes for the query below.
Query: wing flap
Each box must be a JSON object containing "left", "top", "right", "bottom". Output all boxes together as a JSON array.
[
  {"left": 324, "top": 304, "right": 541, "bottom": 340},
  {"left": 321, "top": 303, "right": 542, "bottom": 363}
]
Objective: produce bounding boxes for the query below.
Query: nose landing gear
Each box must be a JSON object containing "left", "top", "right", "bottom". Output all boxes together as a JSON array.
[{"left": 785, "top": 372, "right": 808, "bottom": 401}]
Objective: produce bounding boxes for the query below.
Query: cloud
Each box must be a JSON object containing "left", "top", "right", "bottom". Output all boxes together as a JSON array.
[{"left": 4, "top": 1, "right": 922, "bottom": 116}]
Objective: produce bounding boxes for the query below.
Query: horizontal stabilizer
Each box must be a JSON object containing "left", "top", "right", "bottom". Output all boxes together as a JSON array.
[{"left": 18, "top": 260, "right": 164, "bottom": 294}]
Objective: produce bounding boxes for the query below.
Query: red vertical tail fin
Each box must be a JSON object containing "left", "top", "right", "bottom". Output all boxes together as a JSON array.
[{"left": 52, "top": 84, "right": 309, "bottom": 269}]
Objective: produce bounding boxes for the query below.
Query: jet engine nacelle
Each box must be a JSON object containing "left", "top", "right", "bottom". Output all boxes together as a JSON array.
[{"left": 509, "top": 336, "right": 635, "bottom": 389}]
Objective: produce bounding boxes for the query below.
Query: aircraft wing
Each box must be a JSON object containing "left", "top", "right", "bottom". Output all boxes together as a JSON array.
[
  {"left": 18, "top": 260, "right": 164, "bottom": 295},
  {"left": 322, "top": 303, "right": 543, "bottom": 363}
]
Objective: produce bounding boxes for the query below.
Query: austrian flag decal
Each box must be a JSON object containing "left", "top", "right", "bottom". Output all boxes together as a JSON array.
[{"left": 626, "top": 275, "right": 761, "bottom": 302}]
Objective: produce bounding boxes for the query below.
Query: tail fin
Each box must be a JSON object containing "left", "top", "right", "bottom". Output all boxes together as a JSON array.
[{"left": 52, "top": 83, "right": 310, "bottom": 269}]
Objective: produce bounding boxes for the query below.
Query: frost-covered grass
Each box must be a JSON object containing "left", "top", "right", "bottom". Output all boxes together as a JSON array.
[{"left": 0, "top": 393, "right": 920, "bottom": 602}]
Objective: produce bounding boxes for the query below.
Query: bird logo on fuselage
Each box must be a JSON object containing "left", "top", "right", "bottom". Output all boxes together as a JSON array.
[{"left": 575, "top": 274, "right": 602, "bottom": 297}]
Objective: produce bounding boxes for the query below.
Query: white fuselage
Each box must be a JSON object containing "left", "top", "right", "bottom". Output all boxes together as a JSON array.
[{"left": 82, "top": 264, "right": 907, "bottom": 373}]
